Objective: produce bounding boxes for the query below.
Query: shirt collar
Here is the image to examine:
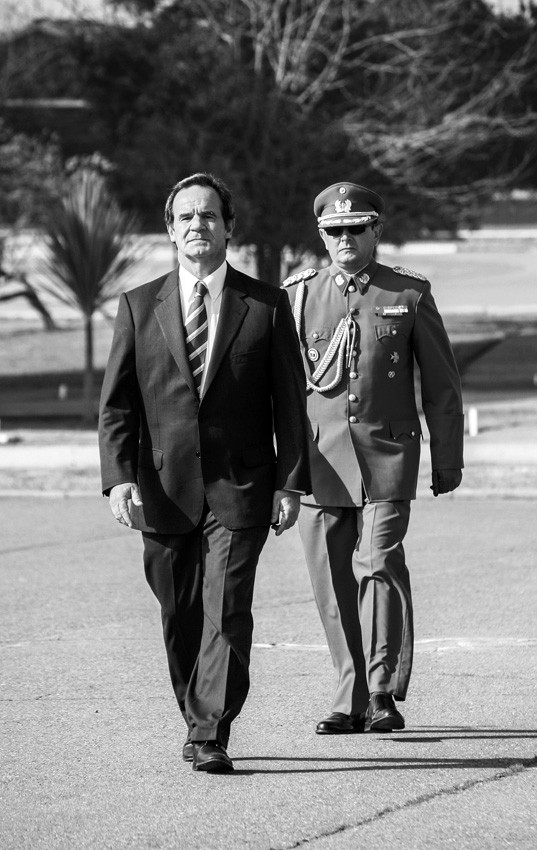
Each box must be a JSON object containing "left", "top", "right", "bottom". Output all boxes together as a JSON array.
[
  {"left": 179, "top": 260, "right": 227, "bottom": 301},
  {"left": 330, "top": 259, "right": 378, "bottom": 295}
]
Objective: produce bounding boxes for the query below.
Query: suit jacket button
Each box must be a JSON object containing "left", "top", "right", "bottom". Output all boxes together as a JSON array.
[{"left": 349, "top": 416, "right": 357, "bottom": 423}]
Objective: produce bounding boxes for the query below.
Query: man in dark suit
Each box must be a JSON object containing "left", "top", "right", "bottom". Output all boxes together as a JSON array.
[
  {"left": 99, "top": 172, "right": 310, "bottom": 773},
  {"left": 283, "top": 182, "right": 463, "bottom": 736}
]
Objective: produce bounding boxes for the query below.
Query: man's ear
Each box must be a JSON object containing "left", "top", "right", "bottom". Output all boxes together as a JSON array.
[
  {"left": 167, "top": 225, "right": 176, "bottom": 244},
  {"left": 225, "top": 218, "right": 236, "bottom": 239},
  {"left": 373, "top": 222, "right": 384, "bottom": 244},
  {"left": 319, "top": 229, "right": 329, "bottom": 251}
]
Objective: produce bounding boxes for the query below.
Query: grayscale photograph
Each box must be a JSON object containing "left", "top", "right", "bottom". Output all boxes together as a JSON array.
[{"left": 1, "top": 0, "right": 536, "bottom": 847}]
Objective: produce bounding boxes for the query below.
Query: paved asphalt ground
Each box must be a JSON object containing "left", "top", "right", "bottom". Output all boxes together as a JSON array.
[
  {"left": 1, "top": 429, "right": 536, "bottom": 849},
  {"left": 1, "top": 235, "right": 536, "bottom": 847}
]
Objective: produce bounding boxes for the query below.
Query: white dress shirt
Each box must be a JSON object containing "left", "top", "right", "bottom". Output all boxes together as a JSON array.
[{"left": 178, "top": 261, "right": 227, "bottom": 395}]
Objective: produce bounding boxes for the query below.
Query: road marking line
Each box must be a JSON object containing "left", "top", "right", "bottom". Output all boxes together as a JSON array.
[{"left": 253, "top": 637, "right": 537, "bottom": 652}]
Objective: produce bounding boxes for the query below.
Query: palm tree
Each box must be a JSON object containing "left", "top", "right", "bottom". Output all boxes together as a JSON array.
[{"left": 39, "top": 165, "right": 143, "bottom": 425}]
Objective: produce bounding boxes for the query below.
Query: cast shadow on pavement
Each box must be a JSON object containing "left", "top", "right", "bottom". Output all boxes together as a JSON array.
[
  {"left": 388, "top": 726, "right": 537, "bottom": 741},
  {"left": 229, "top": 752, "right": 537, "bottom": 776}
]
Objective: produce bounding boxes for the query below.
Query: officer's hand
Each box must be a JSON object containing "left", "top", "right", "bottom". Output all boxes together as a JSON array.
[
  {"left": 109, "top": 482, "right": 143, "bottom": 527},
  {"left": 431, "top": 469, "right": 463, "bottom": 497},
  {"left": 271, "top": 490, "right": 301, "bottom": 536}
]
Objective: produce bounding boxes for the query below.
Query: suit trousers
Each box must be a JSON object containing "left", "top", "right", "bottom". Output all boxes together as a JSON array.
[
  {"left": 142, "top": 506, "right": 269, "bottom": 746},
  {"left": 298, "top": 500, "right": 413, "bottom": 715}
]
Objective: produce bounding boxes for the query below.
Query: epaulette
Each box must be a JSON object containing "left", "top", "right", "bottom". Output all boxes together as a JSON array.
[
  {"left": 282, "top": 267, "right": 318, "bottom": 287},
  {"left": 393, "top": 266, "right": 427, "bottom": 282}
]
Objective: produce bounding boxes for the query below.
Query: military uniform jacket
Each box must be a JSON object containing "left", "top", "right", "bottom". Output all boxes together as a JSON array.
[
  {"left": 99, "top": 264, "right": 311, "bottom": 533},
  {"left": 284, "top": 259, "right": 464, "bottom": 506}
]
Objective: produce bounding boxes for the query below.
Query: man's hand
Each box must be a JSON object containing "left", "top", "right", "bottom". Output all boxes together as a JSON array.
[
  {"left": 109, "top": 482, "right": 143, "bottom": 527},
  {"left": 431, "top": 469, "right": 463, "bottom": 497},
  {"left": 271, "top": 490, "right": 301, "bottom": 536}
]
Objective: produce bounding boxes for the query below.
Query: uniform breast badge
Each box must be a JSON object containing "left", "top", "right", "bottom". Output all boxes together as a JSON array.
[
  {"left": 388, "top": 371, "right": 395, "bottom": 378},
  {"left": 382, "top": 306, "right": 408, "bottom": 316},
  {"left": 307, "top": 348, "right": 320, "bottom": 362},
  {"left": 390, "top": 352, "right": 400, "bottom": 363}
]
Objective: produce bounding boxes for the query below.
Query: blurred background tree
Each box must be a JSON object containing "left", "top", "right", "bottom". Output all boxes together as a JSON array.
[
  {"left": 1, "top": 0, "right": 536, "bottom": 282},
  {"left": 0, "top": 119, "right": 65, "bottom": 327},
  {"left": 37, "top": 159, "right": 143, "bottom": 423}
]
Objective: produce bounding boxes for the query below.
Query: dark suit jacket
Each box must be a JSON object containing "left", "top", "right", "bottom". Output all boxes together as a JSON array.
[
  {"left": 99, "top": 263, "right": 311, "bottom": 533},
  {"left": 284, "top": 259, "right": 464, "bottom": 505}
]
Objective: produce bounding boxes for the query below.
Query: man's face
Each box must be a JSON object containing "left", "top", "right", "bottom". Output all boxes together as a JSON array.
[
  {"left": 167, "top": 185, "right": 234, "bottom": 270},
  {"left": 320, "top": 220, "right": 383, "bottom": 273}
]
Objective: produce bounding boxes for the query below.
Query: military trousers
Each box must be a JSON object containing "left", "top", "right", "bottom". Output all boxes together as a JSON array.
[
  {"left": 142, "top": 505, "right": 269, "bottom": 747},
  {"left": 298, "top": 500, "right": 413, "bottom": 715}
]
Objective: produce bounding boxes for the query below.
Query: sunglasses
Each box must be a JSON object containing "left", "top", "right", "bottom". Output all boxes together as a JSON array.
[{"left": 323, "top": 223, "right": 374, "bottom": 237}]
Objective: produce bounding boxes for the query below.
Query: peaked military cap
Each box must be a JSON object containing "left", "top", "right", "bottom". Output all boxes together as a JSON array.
[{"left": 314, "top": 182, "right": 385, "bottom": 229}]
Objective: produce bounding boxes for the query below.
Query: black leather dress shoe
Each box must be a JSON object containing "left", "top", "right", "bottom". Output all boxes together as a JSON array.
[
  {"left": 182, "top": 737, "right": 194, "bottom": 762},
  {"left": 316, "top": 711, "right": 366, "bottom": 734},
  {"left": 192, "top": 741, "right": 234, "bottom": 773},
  {"left": 365, "top": 694, "right": 405, "bottom": 732}
]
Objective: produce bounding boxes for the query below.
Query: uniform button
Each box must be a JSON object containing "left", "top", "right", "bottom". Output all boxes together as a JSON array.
[
  {"left": 350, "top": 307, "right": 359, "bottom": 314},
  {"left": 348, "top": 394, "right": 357, "bottom": 402},
  {"left": 391, "top": 329, "right": 397, "bottom": 335},
  {"left": 195, "top": 451, "right": 201, "bottom": 458},
  {"left": 352, "top": 349, "right": 357, "bottom": 356},
  {"left": 349, "top": 371, "right": 358, "bottom": 379},
  {"left": 312, "top": 331, "right": 319, "bottom": 339},
  {"left": 348, "top": 285, "right": 356, "bottom": 293},
  {"left": 349, "top": 416, "right": 357, "bottom": 423}
]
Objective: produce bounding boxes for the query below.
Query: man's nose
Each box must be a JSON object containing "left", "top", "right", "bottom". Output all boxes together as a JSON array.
[{"left": 190, "top": 214, "right": 206, "bottom": 229}]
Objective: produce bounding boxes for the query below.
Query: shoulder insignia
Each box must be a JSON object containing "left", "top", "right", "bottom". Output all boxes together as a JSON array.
[
  {"left": 393, "top": 265, "right": 427, "bottom": 282},
  {"left": 282, "top": 267, "right": 318, "bottom": 287}
]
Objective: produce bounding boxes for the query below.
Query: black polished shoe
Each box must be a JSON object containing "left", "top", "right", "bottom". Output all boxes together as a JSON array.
[
  {"left": 182, "top": 737, "right": 194, "bottom": 762},
  {"left": 192, "top": 741, "right": 234, "bottom": 773},
  {"left": 365, "top": 693, "right": 405, "bottom": 732},
  {"left": 316, "top": 711, "right": 366, "bottom": 735}
]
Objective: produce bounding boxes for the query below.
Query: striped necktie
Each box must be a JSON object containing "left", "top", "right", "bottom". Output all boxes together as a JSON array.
[{"left": 185, "top": 280, "right": 208, "bottom": 394}]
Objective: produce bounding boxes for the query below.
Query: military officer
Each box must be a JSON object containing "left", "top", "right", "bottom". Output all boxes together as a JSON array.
[{"left": 283, "top": 182, "right": 464, "bottom": 734}]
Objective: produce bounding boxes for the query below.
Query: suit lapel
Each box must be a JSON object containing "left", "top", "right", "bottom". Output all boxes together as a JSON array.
[
  {"left": 154, "top": 268, "right": 198, "bottom": 397},
  {"left": 202, "top": 266, "right": 249, "bottom": 397}
]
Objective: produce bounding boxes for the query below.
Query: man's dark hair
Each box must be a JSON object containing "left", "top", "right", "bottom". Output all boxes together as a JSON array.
[{"left": 164, "top": 172, "right": 235, "bottom": 229}]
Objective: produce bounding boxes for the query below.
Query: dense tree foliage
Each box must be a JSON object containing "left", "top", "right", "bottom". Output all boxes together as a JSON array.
[
  {"left": 0, "top": 119, "right": 64, "bottom": 226},
  {"left": 1, "top": 0, "right": 536, "bottom": 280}
]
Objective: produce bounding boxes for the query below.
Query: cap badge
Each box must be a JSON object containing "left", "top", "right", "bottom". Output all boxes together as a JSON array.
[
  {"left": 335, "top": 199, "right": 352, "bottom": 213},
  {"left": 307, "top": 348, "right": 320, "bottom": 362}
]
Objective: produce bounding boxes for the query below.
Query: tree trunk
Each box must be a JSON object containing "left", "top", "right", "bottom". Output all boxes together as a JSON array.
[
  {"left": 22, "top": 287, "right": 58, "bottom": 331},
  {"left": 255, "top": 243, "right": 282, "bottom": 286},
  {"left": 82, "top": 312, "right": 95, "bottom": 426},
  {"left": 0, "top": 278, "right": 58, "bottom": 330}
]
